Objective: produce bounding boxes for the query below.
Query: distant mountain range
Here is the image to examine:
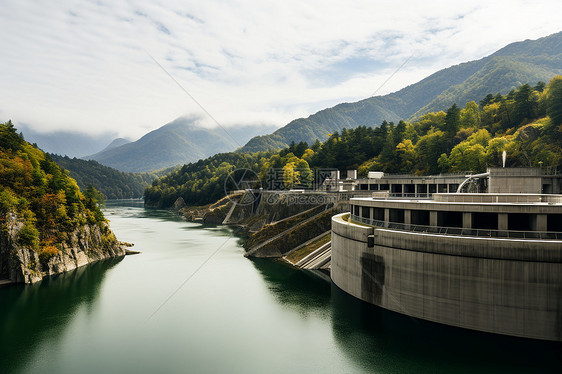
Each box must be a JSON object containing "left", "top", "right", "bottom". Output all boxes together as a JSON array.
[
  {"left": 19, "top": 126, "right": 117, "bottom": 158},
  {"left": 239, "top": 31, "right": 562, "bottom": 153},
  {"left": 84, "top": 117, "right": 277, "bottom": 172}
]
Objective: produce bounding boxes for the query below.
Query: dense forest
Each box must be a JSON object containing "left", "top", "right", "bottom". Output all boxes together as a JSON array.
[
  {"left": 0, "top": 121, "right": 112, "bottom": 263},
  {"left": 50, "top": 154, "right": 158, "bottom": 200},
  {"left": 145, "top": 76, "right": 562, "bottom": 209}
]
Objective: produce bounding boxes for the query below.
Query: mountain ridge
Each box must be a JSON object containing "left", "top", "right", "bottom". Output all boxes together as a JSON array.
[
  {"left": 239, "top": 31, "right": 562, "bottom": 153},
  {"left": 85, "top": 117, "right": 277, "bottom": 172}
]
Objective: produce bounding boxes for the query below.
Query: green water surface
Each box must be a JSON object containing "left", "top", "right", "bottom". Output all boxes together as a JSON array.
[{"left": 1, "top": 201, "right": 560, "bottom": 373}]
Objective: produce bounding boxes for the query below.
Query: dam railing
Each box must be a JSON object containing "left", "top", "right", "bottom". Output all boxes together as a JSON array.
[{"left": 350, "top": 214, "right": 562, "bottom": 240}]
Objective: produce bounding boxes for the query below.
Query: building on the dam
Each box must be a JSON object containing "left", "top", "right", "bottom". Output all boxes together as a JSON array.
[
  {"left": 330, "top": 167, "right": 562, "bottom": 341},
  {"left": 323, "top": 166, "right": 562, "bottom": 195}
]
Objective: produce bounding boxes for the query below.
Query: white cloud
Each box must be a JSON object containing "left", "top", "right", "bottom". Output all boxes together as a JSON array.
[{"left": 0, "top": 0, "right": 561, "bottom": 139}]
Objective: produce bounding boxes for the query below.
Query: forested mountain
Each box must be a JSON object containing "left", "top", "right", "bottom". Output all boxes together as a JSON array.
[
  {"left": 239, "top": 32, "right": 562, "bottom": 153},
  {"left": 50, "top": 154, "right": 157, "bottom": 199},
  {"left": 0, "top": 121, "right": 125, "bottom": 283},
  {"left": 85, "top": 117, "right": 277, "bottom": 172},
  {"left": 145, "top": 76, "right": 562, "bottom": 209},
  {"left": 144, "top": 151, "right": 273, "bottom": 208}
]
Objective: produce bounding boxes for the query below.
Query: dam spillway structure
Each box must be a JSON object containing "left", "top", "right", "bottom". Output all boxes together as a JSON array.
[{"left": 330, "top": 168, "right": 562, "bottom": 341}]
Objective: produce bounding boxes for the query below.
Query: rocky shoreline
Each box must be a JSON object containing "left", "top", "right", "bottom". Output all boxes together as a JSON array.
[{"left": 1, "top": 212, "right": 130, "bottom": 284}]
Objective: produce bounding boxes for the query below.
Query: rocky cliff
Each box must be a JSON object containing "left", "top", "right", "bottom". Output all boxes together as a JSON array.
[
  {"left": 1, "top": 211, "right": 127, "bottom": 284},
  {"left": 0, "top": 121, "right": 129, "bottom": 284}
]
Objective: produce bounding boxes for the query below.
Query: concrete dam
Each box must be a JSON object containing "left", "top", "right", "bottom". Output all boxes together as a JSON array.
[{"left": 331, "top": 192, "right": 562, "bottom": 341}]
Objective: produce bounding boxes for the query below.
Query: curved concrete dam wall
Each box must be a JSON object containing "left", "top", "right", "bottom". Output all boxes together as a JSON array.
[{"left": 331, "top": 213, "right": 562, "bottom": 341}]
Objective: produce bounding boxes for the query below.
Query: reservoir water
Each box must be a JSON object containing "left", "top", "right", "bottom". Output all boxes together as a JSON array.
[{"left": 1, "top": 201, "right": 560, "bottom": 373}]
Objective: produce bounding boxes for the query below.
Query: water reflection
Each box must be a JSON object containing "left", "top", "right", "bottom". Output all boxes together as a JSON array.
[
  {"left": 251, "top": 258, "right": 561, "bottom": 373},
  {"left": 0, "top": 257, "right": 123, "bottom": 374},
  {"left": 330, "top": 283, "right": 562, "bottom": 373},
  {"left": 249, "top": 258, "right": 331, "bottom": 316}
]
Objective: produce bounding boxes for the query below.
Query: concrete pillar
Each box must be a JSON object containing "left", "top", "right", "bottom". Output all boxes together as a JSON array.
[
  {"left": 430, "top": 211, "right": 438, "bottom": 227},
  {"left": 404, "top": 210, "right": 411, "bottom": 225},
  {"left": 535, "top": 214, "right": 547, "bottom": 232},
  {"left": 384, "top": 208, "right": 390, "bottom": 227},
  {"left": 463, "top": 212, "right": 472, "bottom": 229},
  {"left": 414, "top": 184, "right": 418, "bottom": 197},
  {"left": 498, "top": 214, "right": 508, "bottom": 231}
]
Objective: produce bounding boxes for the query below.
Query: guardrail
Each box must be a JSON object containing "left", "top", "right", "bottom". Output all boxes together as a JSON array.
[
  {"left": 350, "top": 214, "right": 562, "bottom": 240},
  {"left": 378, "top": 172, "right": 471, "bottom": 178},
  {"left": 433, "top": 193, "right": 562, "bottom": 204},
  {"left": 388, "top": 193, "right": 433, "bottom": 199}
]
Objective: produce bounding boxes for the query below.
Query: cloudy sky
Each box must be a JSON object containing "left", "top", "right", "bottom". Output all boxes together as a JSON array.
[{"left": 1, "top": 0, "right": 561, "bottom": 140}]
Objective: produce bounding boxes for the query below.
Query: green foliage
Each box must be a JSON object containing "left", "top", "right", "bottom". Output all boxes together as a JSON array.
[
  {"left": 546, "top": 75, "right": 562, "bottom": 126},
  {"left": 83, "top": 185, "right": 106, "bottom": 207},
  {"left": 0, "top": 120, "right": 23, "bottom": 151},
  {"left": 0, "top": 122, "right": 108, "bottom": 252},
  {"left": 50, "top": 154, "right": 157, "bottom": 199},
  {"left": 144, "top": 152, "right": 274, "bottom": 208},
  {"left": 445, "top": 104, "right": 461, "bottom": 136},
  {"left": 18, "top": 223, "right": 39, "bottom": 249}
]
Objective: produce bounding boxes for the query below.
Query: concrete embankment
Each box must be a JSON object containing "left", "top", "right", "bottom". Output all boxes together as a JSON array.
[{"left": 176, "top": 190, "right": 345, "bottom": 272}]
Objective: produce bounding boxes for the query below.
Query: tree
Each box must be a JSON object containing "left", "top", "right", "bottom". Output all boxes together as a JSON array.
[
  {"left": 444, "top": 104, "right": 461, "bottom": 136},
  {"left": 395, "top": 140, "right": 415, "bottom": 172},
  {"left": 479, "top": 94, "right": 495, "bottom": 108},
  {"left": 413, "top": 130, "right": 446, "bottom": 174},
  {"left": 460, "top": 101, "right": 480, "bottom": 129},
  {"left": 0, "top": 120, "right": 23, "bottom": 151},
  {"left": 83, "top": 184, "right": 106, "bottom": 207},
  {"left": 485, "top": 137, "right": 511, "bottom": 167},
  {"left": 534, "top": 81, "right": 546, "bottom": 93},
  {"left": 417, "top": 111, "right": 446, "bottom": 133},
  {"left": 546, "top": 75, "right": 562, "bottom": 126},
  {"left": 514, "top": 84, "right": 537, "bottom": 124}
]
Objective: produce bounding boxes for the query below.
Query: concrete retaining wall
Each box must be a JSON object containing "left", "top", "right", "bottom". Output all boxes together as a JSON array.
[{"left": 331, "top": 213, "right": 562, "bottom": 341}]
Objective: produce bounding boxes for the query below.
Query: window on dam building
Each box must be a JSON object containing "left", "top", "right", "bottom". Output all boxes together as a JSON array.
[
  {"left": 472, "top": 212, "right": 498, "bottom": 230},
  {"left": 437, "top": 211, "right": 463, "bottom": 227},
  {"left": 361, "top": 206, "right": 370, "bottom": 219},
  {"left": 391, "top": 185, "right": 402, "bottom": 193},
  {"left": 404, "top": 184, "right": 415, "bottom": 194},
  {"left": 547, "top": 214, "right": 562, "bottom": 231},
  {"left": 508, "top": 213, "right": 533, "bottom": 231},
  {"left": 389, "top": 209, "right": 405, "bottom": 223},
  {"left": 411, "top": 210, "right": 430, "bottom": 225}
]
